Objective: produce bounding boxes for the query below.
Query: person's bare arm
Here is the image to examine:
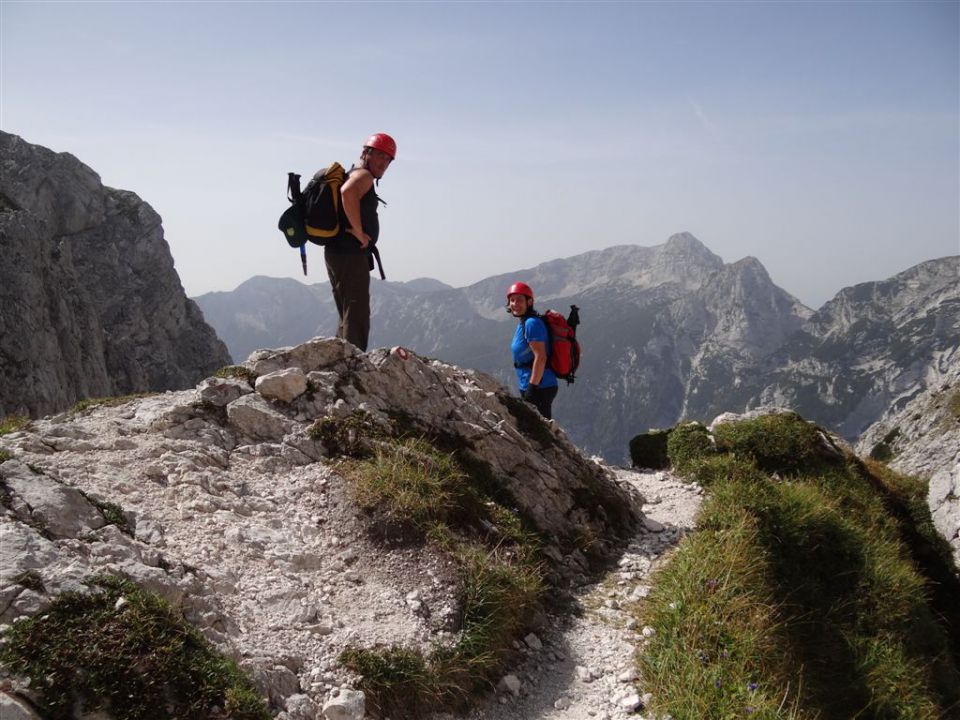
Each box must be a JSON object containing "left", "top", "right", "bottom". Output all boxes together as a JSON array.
[
  {"left": 529, "top": 341, "right": 548, "bottom": 385},
  {"left": 340, "top": 169, "right": 374, "bottom": 248}
]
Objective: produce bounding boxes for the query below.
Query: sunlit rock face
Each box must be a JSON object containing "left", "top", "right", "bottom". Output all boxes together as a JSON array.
[{"left": 0, "top": 131, "right": 230, "bottom": 418}]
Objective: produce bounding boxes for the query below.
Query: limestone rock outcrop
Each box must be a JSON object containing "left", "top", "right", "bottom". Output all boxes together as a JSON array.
[
  {"left": 0, "top": 338, "right": 642, "bottom": 712},
  {"left": 857, "top": 352, "right": 960, "bottom": 566},
  {"left": 0, "top": 131, "right": 230, "bottom": 418}
]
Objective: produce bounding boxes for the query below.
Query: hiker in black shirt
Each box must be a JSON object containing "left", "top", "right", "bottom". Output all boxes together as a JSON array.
[{"left": 325, "top": 133, "right": 395, "bottom": 352}]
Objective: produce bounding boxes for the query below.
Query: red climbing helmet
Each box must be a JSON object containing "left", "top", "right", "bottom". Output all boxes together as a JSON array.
[
  {"left": 506, "top": 281, "right": 534, "bottom": 302},
  {"left": 364, "top": 133, "right": 397, "bottom": 159}
]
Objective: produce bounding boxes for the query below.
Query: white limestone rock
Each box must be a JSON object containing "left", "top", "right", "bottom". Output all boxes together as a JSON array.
[{"left": 256, "top": 368, "right": 308, "bottom": 404}]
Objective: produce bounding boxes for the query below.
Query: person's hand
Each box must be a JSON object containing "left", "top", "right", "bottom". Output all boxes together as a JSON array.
[
  {"left": 348, "top": 228, "right": 371, "bottom": 248},
  {"left": 522, "top": 384, "right": 539, "bottom": 402}
]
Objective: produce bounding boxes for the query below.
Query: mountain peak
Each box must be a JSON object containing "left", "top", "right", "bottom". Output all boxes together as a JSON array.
[{"left": 663, "top": 232, "right": 720, "bottom": 259}]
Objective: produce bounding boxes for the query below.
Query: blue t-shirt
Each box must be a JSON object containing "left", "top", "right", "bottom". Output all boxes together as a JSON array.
[{"left": 511, "top": 316, "right": 558, "bottom": 391}]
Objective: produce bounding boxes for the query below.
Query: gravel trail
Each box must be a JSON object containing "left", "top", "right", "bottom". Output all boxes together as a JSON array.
[{"left": 440, "top": 468, "right": 704, "bottom": 720}]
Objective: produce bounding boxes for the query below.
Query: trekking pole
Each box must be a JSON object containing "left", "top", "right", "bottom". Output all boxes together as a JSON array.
[
  {"left": 300, "top": 243, "right": 307, "bottom": 276},
  {"left": 567, "top": 305, "right": 580, "bottom": 331}
]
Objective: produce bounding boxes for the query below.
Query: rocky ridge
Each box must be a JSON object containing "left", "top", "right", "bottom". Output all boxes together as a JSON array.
[
  {"left": 0, "top": 337, "right": 643, "bottom": 717},
  {"left": 857, "top": 351, "right": 960, "bottom": 567},
  {"left": 0, "top": 131, "right": 230, "bottom": 418}
]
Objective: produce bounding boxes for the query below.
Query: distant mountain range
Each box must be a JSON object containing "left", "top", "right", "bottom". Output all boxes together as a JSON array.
[{"left": 194, "top": 233, "right": 959, "bottom": 462}]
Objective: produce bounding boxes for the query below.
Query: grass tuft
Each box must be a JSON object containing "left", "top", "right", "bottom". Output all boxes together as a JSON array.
[
  {"left": 0, "top": 414, "right": 30, "bottom": 436},
  {"left": 213, "top": 365, "right": 256, "bottom": 383},
  {"left": 0, "top": 575, "right": 269, "bottom": 720},
  {"left": 69, "top": 393, "right": 155, "bottom": 415}
]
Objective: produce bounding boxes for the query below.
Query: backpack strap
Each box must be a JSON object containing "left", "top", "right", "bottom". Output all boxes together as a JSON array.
[{"left": 370, "top": 245, "right": 385, "bottom": 280}]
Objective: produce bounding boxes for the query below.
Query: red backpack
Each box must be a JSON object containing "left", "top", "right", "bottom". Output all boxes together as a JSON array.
[{"left": 540, "top": 306, "right": 581, "bottom": 384}]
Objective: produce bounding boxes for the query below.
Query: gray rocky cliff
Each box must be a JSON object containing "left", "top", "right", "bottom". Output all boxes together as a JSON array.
[
  {"left": 748, "top": 256, "right": 960, "bottom": 440},
  {"left": 0, "top": 131, "right": 230, "bottom": 417}
]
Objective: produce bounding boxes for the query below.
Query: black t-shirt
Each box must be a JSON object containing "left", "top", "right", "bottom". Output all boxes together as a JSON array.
[{"left": 326, "top": 173, "right": 380, "bottom": 255}]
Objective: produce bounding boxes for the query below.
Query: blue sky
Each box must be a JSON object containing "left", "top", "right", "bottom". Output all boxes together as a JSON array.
[{"left": 2, "top": 1, "right": 957, "bottom": 308}]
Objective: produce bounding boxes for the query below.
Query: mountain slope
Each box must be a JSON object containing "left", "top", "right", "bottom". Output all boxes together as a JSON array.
[{"left": 0, "top": 132, "right": 230, "bottom": 417}]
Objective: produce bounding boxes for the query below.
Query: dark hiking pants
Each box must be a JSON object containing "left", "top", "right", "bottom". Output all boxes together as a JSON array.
[
  {"left": 527, "top": 385, "right": 558, "bottom": 419},
  {"left": 325, "top": 251, "right": 370, "bottom": 352}
]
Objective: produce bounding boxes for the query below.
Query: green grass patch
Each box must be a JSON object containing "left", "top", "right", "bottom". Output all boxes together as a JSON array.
[
  {"left": 69, "top": 393, "right": 155, "bottom": 415},
  {"left": 213, "top": 365, "right": 256, "bottom": 383},
  {"left": 712, "top": 412, "right": 840, "bottom": 476},
  {"left": 0, "top": 414, "right": 29, "bottom": 435},
  {"left": 0, "top": 449, "right": 12, "bottom": 463},
  {"left": 0, "top": 575, "right": 269, "bottom": 720},
  {"left": 666, "top": 422, "right": 715, "bottom": 477},
  {"left": 338, "top": 431, "right": 547, "bottom": 718},
  {"left": 637, "top": 427, "right": 960, "bottom": 720},
  {"left": 346, "top": 437, "right": 470, "bottom": 527}
]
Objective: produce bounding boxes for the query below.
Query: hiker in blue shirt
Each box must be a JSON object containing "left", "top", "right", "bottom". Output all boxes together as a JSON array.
[{"left": 507, "top": 281, "right": 559, "bottom": 419}]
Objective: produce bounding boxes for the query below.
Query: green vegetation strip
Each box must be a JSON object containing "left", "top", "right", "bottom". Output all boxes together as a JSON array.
[
  {"left": 0, "top": 413, "right": 29, "bottom": 436},
  {"left": 69, "top": 393, "right": 156, "bottom": 415},
  {"left": 0, "top": 576, "right": 269, "bottom": 720},
  {"left": 637, "top": 413, "right": 960, "bottom": 720},
  {"left": 335, "top": 429, "right": 545, "bottom": 718}
]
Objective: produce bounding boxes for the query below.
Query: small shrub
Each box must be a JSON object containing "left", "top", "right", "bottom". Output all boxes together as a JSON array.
[
  {"left": 870, "top": 427, "right": 901, "bottom": 462},
  {"left": 666, "top": 422, "right": 715, "bottom": 477},
  {"left": 0, "top": 414, "right": 29, "bottom": 436},
  {"left": 0, "top": 575, "right": 269, "bottom": 720},
  {"left": 629, "top": 429, "right": 671, "bottom": 469},
  {"left": 13, "top": 570, "right": 45, "bottom": 593},
  {"left": 0, "top": 449, "right": 13, "bottom": 463},
  {"left": 90, "top": 498, "right": 132, "bottom": 536},
  {"left": 308, "top": 411, "right": 381, "bottom": 458}
]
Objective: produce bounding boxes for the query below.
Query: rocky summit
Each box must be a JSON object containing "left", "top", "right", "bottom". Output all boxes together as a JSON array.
[
  {"left": 0, "top": 337, "right": 642, "bottom": 717},
  {"left": 0, "top": 131, "right": 230, "bottom": 418}
]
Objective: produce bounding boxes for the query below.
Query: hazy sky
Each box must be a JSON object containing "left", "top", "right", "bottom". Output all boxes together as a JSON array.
[{"left": 3, "top": 1, "right": 957, "bottom": 308}]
